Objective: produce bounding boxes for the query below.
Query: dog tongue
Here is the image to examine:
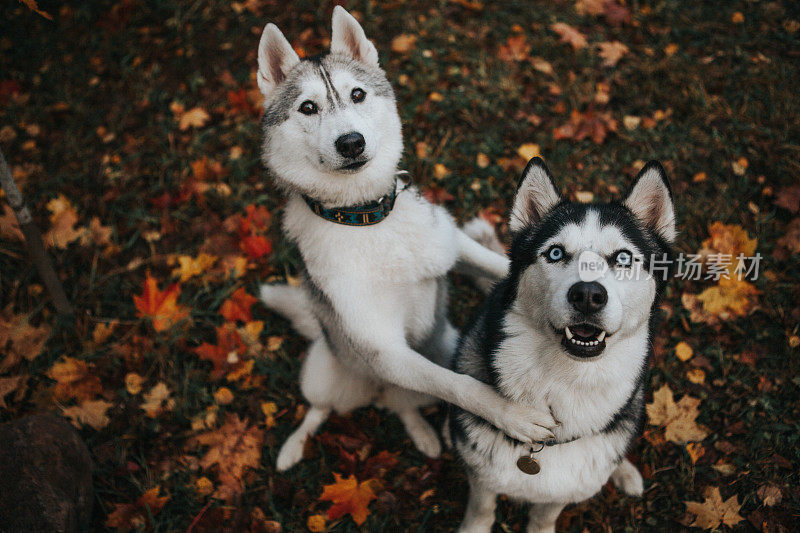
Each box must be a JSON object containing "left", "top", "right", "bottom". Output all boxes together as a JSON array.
[{"left": 571, "top": 324, "right": 597, "bottom": 337}]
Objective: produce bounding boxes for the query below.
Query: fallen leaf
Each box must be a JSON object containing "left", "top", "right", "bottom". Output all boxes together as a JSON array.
[
  {"left": 776, "top": 218, "right": 800, "bottom": 255},
  {"left": 240, "top": 234, "right": 272, "bottom": 259},
  {"left": 476, "top": 153, "right": 490, "bottom": 168},
  {"left": 177, "top": 106, "right": 210, "bottom": 131},
  {"left": 686, "top": 442, "right": 705, "bottom": 464},
  {"left": 686, "top": 368, "right": 705, "bottom": 384},
  {"left": 62, "top": 399, "right": 113, "bottom": 430},
  {"left": 125, "top": 372, "right": 144, "bottom": 395},
  {"left": 598, "top": 41, "right": 628, "bottom": 66},
  {"left": 141, "top": 382, "right": 175, "bottom": 418},
  {"left": 696, "top": 277, "right": 759, "bottom": 319},
  {"left": 551, "top": 23, "right": 587, "bottom": 50},
  {"left": 0, "top": 203, "right": 23, "bottom": 241},
  {"left": 685, "top": 487, "right": 744, "bottom": 529},
  {"left": 391, "top": 34, "right": 417, "bottom": 53},
  {"left": 319, "top": 473, "right": 379, "bottom": 526},
  {"left": 0, "top": 312, "right": 50, "bottom": 372},
  {"left": 193, "top": 415, "right": 263, "bottom": 501},
  {"left": 20, "top": 0, "right": 52, "bottom": 20},
  {"left": 194, "top": 324, "right": 247, "bottom": 379},
  {"left": 530, "top": 57, "right": 553, "bottom": 75},
  {"left": 756, "top": 484, "right": 782, "bottom": 506},
  {"left": 220, "top": 287, "right": 258, "bottom": 323},
  {"left": 675, "top": 341, "right": 693, "bottom": 361},
  {"left": 517, "top": 143, "right": 540, "bottom": 160},
  {"left": 731, "top": 11, "right": 744, "bottom": 24},
  {"left": 106, "top": 486, "right": 170, "bottom": 532},
  {"left": 214, "top": 387, "right": 234, "bottom": 405},
  {"left": 47, "top": 356, "right": 103, "bottom": 402},
  {"left": 498, "top": 34, "right": 530, "bottom": 61},
  {"left": 0, "top": 375, "right": 25, "bottom": 408},
  {"left": 307, "top": 514, "right": 326, "bottom": 532},
  {"left": 133, "top": 273, "right": 190, "bottom": 332},
  {"left": 171, "top": 253, "right": 217, "bottom": 282},
  {"left": 44, "top": 194, "right": 83, "bottom": 248},
  {"left": 422, "top": 184, "right": 454, "bottom": 204},
  {"left": 574, "top": 0, "right": 604, "bottom": 16},
  {"left": 554, "top": 109, "right": 618, "bottom": 144},
  {"left": 646, "top": 384, "right": 708, "bottom": 444},
  {"left": 195, "top": 476, "right": 214, "bottom": 496},
  {"left": 80, "top": 217, "right": 113, "bottom": 247}
]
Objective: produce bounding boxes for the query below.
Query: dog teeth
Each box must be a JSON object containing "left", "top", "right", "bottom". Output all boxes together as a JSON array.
[
  {"left": 565, "top": 326, "right": 574, "bottom": 340},
  {"left": 598, "top": 330, "right": 606, "bottom": 342}
]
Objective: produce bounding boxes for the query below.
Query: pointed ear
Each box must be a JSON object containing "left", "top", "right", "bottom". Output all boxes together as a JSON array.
[
  {"left": 623, "top": 161, "right": 676, "bottom": 243},
  {"left": 257, "top": 23, "right": 300, "bottom": 98},
  {"left": 509, "top": 157, "right": 562, "bottom": 233},
  {"left": 330, "top": 6, "right": 379, "bottom": 67}
]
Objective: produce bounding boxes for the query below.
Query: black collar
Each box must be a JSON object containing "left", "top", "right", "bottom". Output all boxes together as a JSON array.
[{"left": 303, "top": 176, "right": 411, "bottom": 226}]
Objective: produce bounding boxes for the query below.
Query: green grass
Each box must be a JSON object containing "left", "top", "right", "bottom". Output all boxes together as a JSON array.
[{"left": 1, "top": 0, "right": 799, "bottom": 531}]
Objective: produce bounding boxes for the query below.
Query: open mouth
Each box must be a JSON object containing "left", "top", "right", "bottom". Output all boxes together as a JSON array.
[
  {"left": 560, "top": 323, "right": 607, "bottom": 359},
  {"left": 340, "top": 160, "right": 367, "bottom": 171}
]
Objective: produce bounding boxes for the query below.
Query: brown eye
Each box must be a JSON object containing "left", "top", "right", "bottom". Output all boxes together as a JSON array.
[
  {"left": 298, "top": 100, "right": 318, "bottom": 115},
  {"left": 351, "top": 87, "right": 366, "bottom": 103}
]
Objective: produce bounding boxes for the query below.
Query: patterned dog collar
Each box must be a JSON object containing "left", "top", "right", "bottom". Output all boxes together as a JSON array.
[{"left": 303, "top": 176, "right": 411, "bottom": 226}]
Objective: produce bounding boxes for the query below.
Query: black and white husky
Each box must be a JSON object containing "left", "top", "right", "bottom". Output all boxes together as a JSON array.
[
  {"left": 255, "top": 7, "right": 556, "bottom": 472},
  {"left": 450, "top": 158, "right": 676, "bottom": 532}
]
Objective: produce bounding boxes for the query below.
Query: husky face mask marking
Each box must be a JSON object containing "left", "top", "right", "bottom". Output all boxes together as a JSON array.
[
  {"left": 257, "top": 9, "right": 402, "bottom": 206},
  {"left": 510, "top": 158, "right": 675, "bottom": 361}
]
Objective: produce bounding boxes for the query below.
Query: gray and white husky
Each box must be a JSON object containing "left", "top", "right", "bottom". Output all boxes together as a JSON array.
[
  {"left": 450, "top": 158, "right": 676, "bottom": 532},
  {"left": 255, "top": 7, "right": 556, "bottom": 472}
]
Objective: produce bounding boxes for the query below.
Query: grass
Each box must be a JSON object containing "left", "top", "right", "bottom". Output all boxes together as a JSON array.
[{"left": 1, "top": 0, "right": 799, "bottom": 531}]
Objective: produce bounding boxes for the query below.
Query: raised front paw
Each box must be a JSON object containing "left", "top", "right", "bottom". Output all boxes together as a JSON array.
[
  {"left": 494, "top": 403, "right": 557, "bottom": 444},
  {"left": 611, "top": 459, "right": 644, "bottom": 496}
]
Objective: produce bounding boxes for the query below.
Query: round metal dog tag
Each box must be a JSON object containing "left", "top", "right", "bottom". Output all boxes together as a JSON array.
[{"left": 516, "top": 455, "right": 541, "bottom": 475}]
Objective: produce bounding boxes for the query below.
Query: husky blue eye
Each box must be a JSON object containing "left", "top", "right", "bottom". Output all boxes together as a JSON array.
[
  {"left": 299, "top": 100, "right": 318, "bottom": 115},
  {"left": 546, "top": 245, "right": 565, "bottom": 262},
  {"left": 614, "top": 250, "right": 633, "bottom": 267},
  {"left": 351, "top": 87, "right": 366, "bottom": 103}
]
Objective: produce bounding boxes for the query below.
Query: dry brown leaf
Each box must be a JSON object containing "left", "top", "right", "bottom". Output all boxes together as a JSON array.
[
  {"left": 0, "top": 375, "right": 25, "bottom": 408},
  {"left": 44, "top": 194, "right": 83, "bottom": 248},
  {"left": 0, "top": 313, "right": 50, "bottom": 372},
  {"left": 646, "top": 384, "right": 708, "bottom": 444},
  {"left": 756, "top": 484, "right": 782, "bottom": 506},
  {"left": 598, "top": 41, "right": 628, "bottom": 66},
  {"left": 574, "top": 0, "right": 604, "bottom": 16},
  {"left": 685, "top": 487, "right": 744, "bottom": 530},
  {"left": 551, "top": 23, "right": 587, "bottom": 50},
  {"left": 193, "top": 414, "right": 263, "bottom": 501},
  {"left": 141, "top": 382, "right": 175, "bottom": 418},
  {"left": 0, "top": 203, "right": 23, "bottom": 241},
  {"left": 80, "top": 217, "right": 113, "bottom": 247},
  {"left": 62, "top": 399, "right": 113, "bottom": 430},
  {"left": 47, "top": 356, "right": 103, "bottom": 402},
  {"left": 774, "top": 185, "right": 800, "bottom": 212},
  {"left": 776, "top": 218, "right": 800, "bottom": 255},
  {"left": 106, "top": 486, "right": 170, "bottom": 532}
]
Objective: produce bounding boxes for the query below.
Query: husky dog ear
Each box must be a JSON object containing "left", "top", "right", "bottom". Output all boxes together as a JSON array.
[
  {"left": 330, "top": 6, "right": 379, "bottom": 67},
  {"left": 623, "top": 161, "right": 676, "bottom": 243},
  {"left": 510, "top": 157, "right": 562, "bottom": 233},
  {"left": 257, "top": 23, "right": 301, "bottom": 98}
]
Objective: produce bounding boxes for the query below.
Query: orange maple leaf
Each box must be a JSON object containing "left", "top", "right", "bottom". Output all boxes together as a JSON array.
[
  {"left": 554, "top": 109, "right": 618, "bottom": 145},
  {"left": 498, "top": 34, "right": 530, "bottom": 62},
  {"left": 320, "top": 474, "right": 380, "bottom": 526},
  {"left": 194, "top": 324, "right": 248, "bottom": 379},
  {"left": 240, "top": 234, "right": 272, "bottom": 259},
  {"left": 220, "top": 287, "right": 258, "bottom": 323},
  {"left": 133, "top": 273, "right": 190, "bottom": 332},
  {"left": 106, "top": 486, "right": 170, "bottom": 532}
]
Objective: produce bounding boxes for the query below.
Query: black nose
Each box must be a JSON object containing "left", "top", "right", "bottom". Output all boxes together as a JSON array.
[
  {"left": 335, "top": 132, "right": 365, "bottom": 159},
  {"left": 567, "top": 281, "right": 608, "bottom": 315}
]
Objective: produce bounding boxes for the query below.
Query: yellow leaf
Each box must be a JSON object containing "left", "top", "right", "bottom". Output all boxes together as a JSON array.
[
  {"left": 171, "top": 253, "right": 218, "bottom": 282},
  {"left": 517, "top": 143, "right": 540, "bottom": 160},
  {"left": 44, "top": 194, "right": 83, "bottom": 248},
  {"left": 646, "top": 384, "right": 708, "bottom": 444},
  {"left": 675, "top": 341, "right": 693, "bottom": 361},
  {"left": 686, "top": 442, "right": 705, "bottom": 464},
  {"left": 686, "top": 368, "right": 706, "bottom": 384},
  {"left": 195, "top": 476, "right": 214, "bottom": 496},
  {"left": 476, "top": 153, "right": 490, "bottom": 168},
  {"left": 125, "top": 372, "right": 145, "bottom": 395},
  {"left": 731, "top": 12, "right": 744, "bottom": 24},
  {"left": 685, "top": 487, "right": 744, "bottom": 530},
  {"left": 597, "top": 41, "right": 628, "bottom": 67},
  {"left": 391, "top": 34, "right": 417, "bottom": 53},
  {"left": 307, "top": 514, "right": 326, "bottom": 532},
  {"left": 433, "top": 163, "right": 449, "bottom": 179},
  {"left": 177, "top": 107, "right": 210, "bottom": 131},
  {"left": 696, "top": 277, "right": 759, "bottom": 319},
  {"left": 214, "top": 387, "right": 234, "bottom": 405}
]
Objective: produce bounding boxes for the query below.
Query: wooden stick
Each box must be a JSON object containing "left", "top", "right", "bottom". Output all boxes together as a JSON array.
[{"left": 0, "top": 149, "right": 74, "bottom": 316}]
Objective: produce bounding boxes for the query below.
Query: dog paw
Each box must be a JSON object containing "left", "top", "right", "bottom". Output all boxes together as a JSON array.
[
  {"left": 611, "top": 459, "right": 644, "bottom": 496},
  {"left": 462, "top": 217, "right": 505, "bottom": 254},
  {"left": 494, "top": 403, "right": 556, "bottom": 444},
  {"left": 276, "top": 436, "right": 306, "bottom": 471}
]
